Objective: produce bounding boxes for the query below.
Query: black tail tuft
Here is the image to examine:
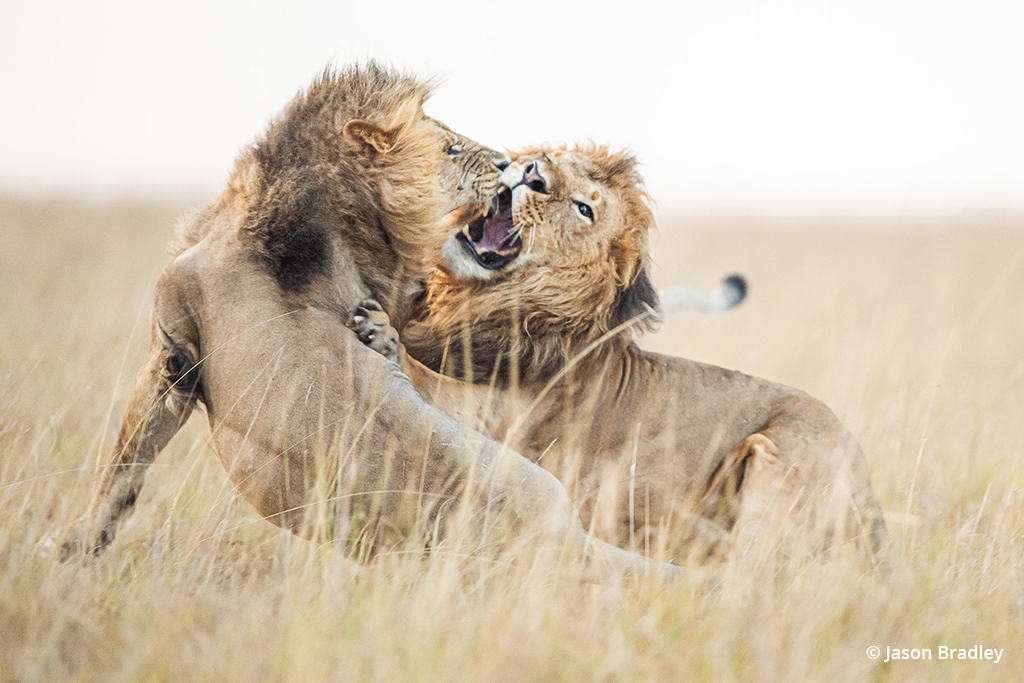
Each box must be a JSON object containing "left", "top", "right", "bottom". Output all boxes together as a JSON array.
[{"left": 723, "top": 274, "right": 748, "bottom": 307}]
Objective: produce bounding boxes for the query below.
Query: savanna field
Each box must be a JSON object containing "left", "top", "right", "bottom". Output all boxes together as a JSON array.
[{"left": 2, "top": 197, "right": 1022, "bottom": 682}]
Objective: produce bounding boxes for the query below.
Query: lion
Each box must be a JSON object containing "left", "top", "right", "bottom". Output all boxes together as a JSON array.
[
  {"left": 368, "top": 142, "right": 887, "bottom": 562},
  {"left": 60, "top": 66, "right": 674, "bottom": 579}
]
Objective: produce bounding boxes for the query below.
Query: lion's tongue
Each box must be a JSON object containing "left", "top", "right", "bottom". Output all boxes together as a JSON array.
[{"left": 472, "top": 208, "right": 516, "bottom": 253}]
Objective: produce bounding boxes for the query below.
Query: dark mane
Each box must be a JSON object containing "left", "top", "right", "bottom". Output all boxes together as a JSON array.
[{"left": 607, "top": 265, "right": 661, "bottom": 332}]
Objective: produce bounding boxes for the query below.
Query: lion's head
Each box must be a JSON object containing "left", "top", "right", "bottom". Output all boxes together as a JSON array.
[
  {"left": 433, "top": 120, "right": 511, "bottom": 215},
  {"left": 175, "top": 63, "right": 508, "bottom": 300},
  {"left": 406, "top": 143, "right": 660, "bottom": 382}
]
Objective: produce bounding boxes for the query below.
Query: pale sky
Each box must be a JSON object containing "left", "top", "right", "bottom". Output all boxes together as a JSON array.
[{"left": 2, "top": 0, "right": 1022, "bottom": 214}]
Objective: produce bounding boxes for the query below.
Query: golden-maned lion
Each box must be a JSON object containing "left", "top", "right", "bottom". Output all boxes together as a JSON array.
[
  {"left": 61, "top": 67, "right": 673, "bottom": 578},
  {"left": 383, "top": 142, "right": 887, "bottom": 562}
]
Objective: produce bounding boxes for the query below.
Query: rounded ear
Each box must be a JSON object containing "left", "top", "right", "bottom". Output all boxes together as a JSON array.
[{"left": 343, "top": 120, "right": 401, "bottom": 156}]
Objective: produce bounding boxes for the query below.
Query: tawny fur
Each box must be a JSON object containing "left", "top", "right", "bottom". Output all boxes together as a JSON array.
[
  {"left": 400, "top": 143, "right": 888, "bottom": 563},
  {"left": 61, "top": 66, "right": 671, "bottom": 579}
]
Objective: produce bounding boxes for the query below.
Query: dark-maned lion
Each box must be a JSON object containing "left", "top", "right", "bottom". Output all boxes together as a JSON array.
[
  {"left": 61, "top": 67, "right": 673, "bottom": 578},
  {"left": 384, "top": 142, "right": 887, "bottom": 562}
]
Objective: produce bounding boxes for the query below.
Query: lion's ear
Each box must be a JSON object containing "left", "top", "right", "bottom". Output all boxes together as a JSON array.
[{"left": 344, "top": 120, "right": 401, "bottom": 156}]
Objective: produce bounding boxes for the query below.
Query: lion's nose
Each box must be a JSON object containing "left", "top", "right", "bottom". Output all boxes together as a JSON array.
[{"left": 522, "top": 162, "right": 548, "bottom": 194}]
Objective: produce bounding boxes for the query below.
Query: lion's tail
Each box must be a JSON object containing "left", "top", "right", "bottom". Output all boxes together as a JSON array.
[{"left": 659, "top": 274, "right": 747, "bottom": 315}]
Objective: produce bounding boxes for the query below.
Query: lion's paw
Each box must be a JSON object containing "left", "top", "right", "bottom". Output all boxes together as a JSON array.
[
  {"left": 347, "top": 299, "right": 402, "bottom": 363},
  {"left": 57, "top": 525, "right": 111, "bottom": 562}
]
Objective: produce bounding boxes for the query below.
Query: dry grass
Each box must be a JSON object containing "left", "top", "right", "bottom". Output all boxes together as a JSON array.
[{"left": 2, "top": 198, "right": 1023, "bottom": 682}]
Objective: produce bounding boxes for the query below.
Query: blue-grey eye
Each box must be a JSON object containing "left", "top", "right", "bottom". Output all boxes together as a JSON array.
[
  {"left": 574, "top": 200, "right": 594, "bottom": 221},
  {"left": 446, "top": 145, "right": 462, "bottom": 156}
]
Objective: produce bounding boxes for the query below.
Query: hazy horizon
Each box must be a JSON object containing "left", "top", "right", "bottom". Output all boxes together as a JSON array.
[{"left": 3, "top": 0, "right": 1022, "bottom": 215}]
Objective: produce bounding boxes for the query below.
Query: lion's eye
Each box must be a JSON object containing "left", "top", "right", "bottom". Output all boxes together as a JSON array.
[
  {"left": 446, "top": 145, "right": 463, "bottom": 156},
  {"left": 573, "top": 200, "right": 594, "bottom": 221}
]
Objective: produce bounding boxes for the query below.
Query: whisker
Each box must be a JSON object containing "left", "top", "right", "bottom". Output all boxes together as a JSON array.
[{"left": 526, "top": 223, "right": 538, "bottom": 255}]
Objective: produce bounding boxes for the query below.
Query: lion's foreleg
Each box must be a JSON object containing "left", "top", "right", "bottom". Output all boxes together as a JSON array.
[
  {"left": 61, "top": 329, "right": 198, "bottom": 559},
  {"left": 482, "top": 446, "right": 678, "bottom": 580},
  {"left": 353, "top": 333, "right": 673, "bottom": 579},
  {"left": 407, "top": 396, "right": 676, "bottom": 580},
  {"left": 400, "top": 357, "right": 515, "bottom": 437}
]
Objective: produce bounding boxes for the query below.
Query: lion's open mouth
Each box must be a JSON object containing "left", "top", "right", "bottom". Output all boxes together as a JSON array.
[{"left": 455, "top": 188, "right": 520, "bottom": 270}]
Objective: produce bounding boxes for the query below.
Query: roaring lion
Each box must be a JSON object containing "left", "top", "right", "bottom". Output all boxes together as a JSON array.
[
  {"left": 61, "top": 67, "right": 673, "bottom": 578},
  {"left": 374, "top": 142, "right": 887, "bottom": 561}
]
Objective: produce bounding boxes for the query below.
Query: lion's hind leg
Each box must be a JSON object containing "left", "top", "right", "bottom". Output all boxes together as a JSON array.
[
  {"left": 696, "top": 433, "right": 791, "bottom": 561},
  {"left": 60, "top": 326, "right": 199, "bottom": 559},
  {"left": 703, "top": 425, "right": 888, "bottom": 568}
]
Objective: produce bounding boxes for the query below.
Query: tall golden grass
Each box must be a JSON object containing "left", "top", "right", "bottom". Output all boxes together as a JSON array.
[{"left": 1, "top": 198, "right": 1022, "bottom": 682}]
